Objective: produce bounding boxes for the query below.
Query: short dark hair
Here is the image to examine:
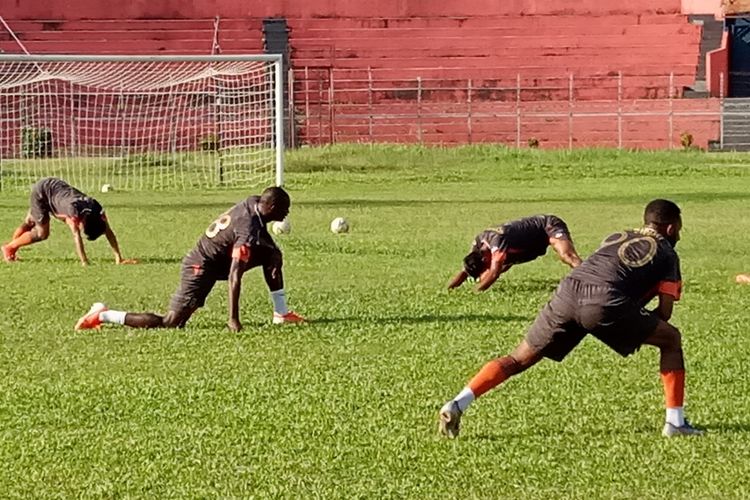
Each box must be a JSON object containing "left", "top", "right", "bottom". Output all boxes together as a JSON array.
[
  {"left": 260, "top": 186, "right": 290, "bottom": 206},
  {"left": 80, "top": 199, "right": 106, "bottom": 240},
  {"left": 644, "top": 199, "right": 681, "bottom": 226},
  {"left": 463, "top": 250, "right": 486, "bottom": 279}
]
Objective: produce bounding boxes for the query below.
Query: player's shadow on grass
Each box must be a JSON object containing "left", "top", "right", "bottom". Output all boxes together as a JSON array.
[
  {"left": 470, "top": 420, "right": 750, "bottom": 440},
  {"left": 14, "top": 256, "right": 185, "bottom": 265},
  {"left": 137, "top": 256, "right": 185, "bottom": 264},
  {"left": 312, "top": 312, "right": 532, "bottom": 325},
  {"left": 499, "top": 277, "right": 563, "bottom": 293},
  {"left": 698, "top": 422, "right": 750, "bottom": 434}
]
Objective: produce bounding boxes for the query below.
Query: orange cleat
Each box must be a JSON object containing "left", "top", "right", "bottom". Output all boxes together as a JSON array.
[
  {"left": 272, "top": 311, "right": 306, "bottom": 324},
  {"left": 75, "top": 302, "right": 108, "bottom": 330},
  {"left": 2, "top": 245, "right": 17, "bottom": 262}
]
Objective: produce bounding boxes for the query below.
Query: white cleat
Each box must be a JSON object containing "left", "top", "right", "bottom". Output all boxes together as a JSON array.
[
  {"left": 662, "top": 420, "right": 704, "bottom": 437},
  {"left": 74, "top": 302, "right": 108, "bottom": 330},
  {"left": 438, "top": 400, "right": 463, "bottom": 438}
]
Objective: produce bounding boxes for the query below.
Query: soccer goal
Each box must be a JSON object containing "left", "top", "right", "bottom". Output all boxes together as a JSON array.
[{"left": 0, "top": 54, "right": 285, "bottom": 192}]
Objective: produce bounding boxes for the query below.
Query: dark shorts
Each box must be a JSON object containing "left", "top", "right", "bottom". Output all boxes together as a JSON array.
[
  {"left": 167, "top": 244, "right": 282, "bottom": 315},
  {"left": 524, "top": 278, "right": 660, "bottom": 362},
  {"left": 29, "top": 180, "right": 53, "bottom": 224},
  {"left": 168, "top": 261, "right": 220, "bottom": 313}
]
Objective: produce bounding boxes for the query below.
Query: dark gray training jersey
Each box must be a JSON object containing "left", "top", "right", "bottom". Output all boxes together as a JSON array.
[
  {"left": 472, "top": 214, "right": 571, "bottom": 265},
  {"left": 184, "top": 196, "right": 275, "bottom": 276},
  {"left": 567, "top": 227, "right": 682, "bottom": 305}
]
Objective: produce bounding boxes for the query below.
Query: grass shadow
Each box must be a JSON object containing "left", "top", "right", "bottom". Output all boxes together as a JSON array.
[
  {"left": 185, "top": 313, "right": 530, "bottom": 332},
  {"left": 309, "top": 313, "right": 532, "bottom": 326}
]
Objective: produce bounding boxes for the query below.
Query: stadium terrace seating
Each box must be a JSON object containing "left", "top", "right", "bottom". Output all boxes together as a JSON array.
[
  {"left": 288, "top": 15, "right": 700, "bottom": 91},
  {"left": 1, "top": 10, "right": 714, "bottom": 148},
  {"left": 287, "top": 14, "right": 708, "bottom": 147},
  {"left": 0, "top": 19, "right": 263, "bottom": 55}
]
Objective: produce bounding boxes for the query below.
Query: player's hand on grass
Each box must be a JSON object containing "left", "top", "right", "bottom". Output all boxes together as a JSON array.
[{"left": 227, "top": 318, "right": 243, "bottom": 332}]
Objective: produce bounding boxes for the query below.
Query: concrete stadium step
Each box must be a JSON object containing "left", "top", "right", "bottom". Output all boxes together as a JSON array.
[
  {"left": 0, "top": 18, "right": 264, "bottom": 55},
  {"left": 2, "top": 19, "right": 217, "bottom": 32},
  {"left": 296, "top": 69, "right": 696, "bottom": 85},
  {"left": 289, "top": 13, "right": 689, "bottom": 30},
  {"left": 292, "top": 39, "right": 698, "bottom": 58},
  {"left": 294, "top": 67, "right": 698, "bottom": 82},
  {"left": 1, "top": 29, "right": 216, "bottom": 42},
  {"left": 0, "top": 39, "right": 216, "bottom": 54},
  {"left": 290, "top": 35, "right": 700, "bottom": 53},
  {"left": 290, "top": 23, "right": 700, "bottom": 39},
  {"left": 291, "top": 55, "right": 699, "bottom": 72},
  {"left": 215, "top": 40, "right": 265, "bottom": 51},
  {"left": 292, "top": 47, "right": 699, "bottom": 63}
]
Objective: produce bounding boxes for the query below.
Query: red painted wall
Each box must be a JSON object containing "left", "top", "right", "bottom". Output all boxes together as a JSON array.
[
  {"left": 2, "top": 0, "right": 716, "bottom": 148},
  {"left": 707, "top": 31, "right": 729, "bottom": 97},
  {"left": 6, "top": 0, "right": 682, "bottom": 19}
]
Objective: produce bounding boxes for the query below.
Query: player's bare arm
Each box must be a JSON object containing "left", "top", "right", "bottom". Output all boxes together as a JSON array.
[
  {"left": 104, "top": 221, "right": 123, "bottom": 263},
  {"left": 549, "top": 237, "right": 582, "bottom": 268},
  {"left": 103, "top": 220, "right": 136, "bottom": 264},
  {"left": 447, "top": 270, "right": 469, "bottom": 289},
  {"left": 227, "top": 254, "right": 248, "bottom": 332},
  {"left": 68, "top": 220, "right": 89, "bottom": 266},
  {"left": 655, "top": 293, "right": 676, "bottom": 321},
  {"left": 476, "top": 253, "right": 505, "bottom": 291}
]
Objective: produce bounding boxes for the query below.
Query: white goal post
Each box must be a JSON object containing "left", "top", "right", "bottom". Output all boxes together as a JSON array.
[{"left": 0, "top": 54, "right": 285, "bottom": 192}]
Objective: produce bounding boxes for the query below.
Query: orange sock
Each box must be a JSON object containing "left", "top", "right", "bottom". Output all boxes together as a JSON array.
[
  {"left": 468, "top": 356, "right": 519, "bottom": 398},
  {"left": 7, "top": 231, "right": 36, "bottom": 251},
  {"left": 660, "top": 369, "right": 685, "bottom": 408}
]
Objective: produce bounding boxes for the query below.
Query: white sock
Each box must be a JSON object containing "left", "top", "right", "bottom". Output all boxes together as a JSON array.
[
  {"left": 270, "top": 289, "right": 288, "bottom": 315},
  {"left": 454, "top": 387, "right": 475, "bottom": 413},
  {"left": 99, "top": 310, "right": 126, "bottom": 325},
  {"left": 666, "top": 407, "right": 685, "bottom": 427}
]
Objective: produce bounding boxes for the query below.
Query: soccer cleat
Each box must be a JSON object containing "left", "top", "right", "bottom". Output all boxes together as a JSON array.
[
  {"left": 273, "top": 311, "right": 306, "bottom": 324},
  {"left": 438, "top": 400, "right": 463, "bottom": 438},
  {"left": 662, "top": 419, "right": 704, "bottom": 437},
  {"left": 75, "top": 302, "right": 108, "bottom": 330},
  {"left": 2, "top": 245, "right": 17, "bottom": 262}
]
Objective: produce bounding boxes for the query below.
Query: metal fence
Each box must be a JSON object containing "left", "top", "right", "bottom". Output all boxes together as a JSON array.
[{"left": 290, "top": 69, "right": 724, "bottom": 149}]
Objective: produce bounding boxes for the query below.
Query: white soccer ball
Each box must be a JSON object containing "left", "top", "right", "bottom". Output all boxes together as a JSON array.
[
  {"left": 330, "top": 217, "right": 349, "bottom": 234},
  {"left": 100, "top": 184, "right": 113, "bottom": 193},
  {"left": 271, "top": 219, "right": 291, "bottom": 235}
]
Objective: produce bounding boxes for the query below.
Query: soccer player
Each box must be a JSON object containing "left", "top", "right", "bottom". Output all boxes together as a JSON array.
[
  {"left": 439, "top": 199, "right": 703, "bottom": 438},
  {"left": 448, "top": 214, "right": 582, "bottom": 291},
  {"left": 736, "top": 274, "right": 750, "bottom": 284},
  {"left": 2, "top": 177, "right": 132, "bottom": 266},
  {"left": 74, "top": 186, "right": 304, "bottom": 332}
]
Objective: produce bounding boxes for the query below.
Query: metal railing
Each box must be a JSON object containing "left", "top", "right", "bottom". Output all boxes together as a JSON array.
[{"left": 290, "top": 68, "right": 724, "bottom": 149}]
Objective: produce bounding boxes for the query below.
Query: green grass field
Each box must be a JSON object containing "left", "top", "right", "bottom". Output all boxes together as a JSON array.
[{"left": 1, "top": 145, "right": 749, "bottom": 498}]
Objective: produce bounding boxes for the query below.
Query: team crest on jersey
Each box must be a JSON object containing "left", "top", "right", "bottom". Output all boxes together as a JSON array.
[{"left": 617, "top": 236, "right": 658, "bottom": 268}]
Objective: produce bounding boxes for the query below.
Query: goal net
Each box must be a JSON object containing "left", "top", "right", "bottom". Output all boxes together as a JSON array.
[{"left": 0, "top": 55, "right": 284, "bottom": 192}]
